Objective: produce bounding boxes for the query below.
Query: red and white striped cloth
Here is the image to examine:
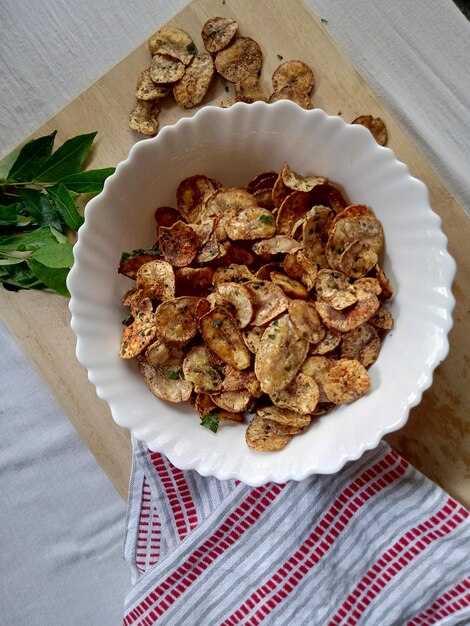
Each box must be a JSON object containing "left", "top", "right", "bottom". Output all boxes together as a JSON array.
[{"left": 123, "top": 440, "right": 470, "bottom": 625}]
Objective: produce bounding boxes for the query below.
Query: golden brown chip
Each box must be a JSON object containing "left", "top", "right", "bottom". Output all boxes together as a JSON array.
[
  {"left": 135, "top": 69, "right": 171, "bottom": 101},
  {"left": 324, "top": 358, "right": 370, "bottom": 403},
  {"left": 199, "top": 307, "right": 251, "bottom": 370},
  {"left": 302, "top": 205, "right": 334, "bottom": 268},
  {"left": 270, "top": 373, "right": 319, "bottom": 414},
  {"left": 211, "top": 390, "right": 251, "bottom": 413},
  {"left": 148, "top": 26, "right": 196, "bottom": 64},
  {"left": 369, "top": 304, "right": 394, "bottom": 330},
  {"left": 139, "top": 360, "right": 193, "bottom": 403},
  {"left": 154, "top": 296, "right": 200, "bottom": 343},
  {"left": 202, "top": 188, "right": 258, "bottom": 226},
  {"left": 315, "top": 269, "right": 358, "bottom": 310},
  {"left": 245, "top": 414, "right": 292, "bottom": 451},
  {"left": 355, "top": 276, "right": 382, "bottom": 296},
  {"left": 195, "top": 297, "right": 212, "bottom": 319},
  {"left": 136, "top": 259, "right": 175, "bottom": 301},
  {"left": 196, "top": 235, "right": 230, "bottom": 264},
  {"left": 176, "top": 175, "right": 223, "bottom": 223},
  {"left": 120, "top": 296, "right": 156, "bottom": 359},
  {"left": 201, "top": 16, "right": 239, "bottom": 53},
  {"left": 255, "top": 314, "right": 309, "bottom": 394},
  {"left": 173, "top": 52, "right": 215, "bottom": 109},
  {"left": 154, "top": 206, "right": 180, "bottom": 228},
  {"left": 340, "top": 323, "right": 380, "bottom": 367},
  {"left": 224, "top": 207, "right": 276, "bottom": 241},
  {"left": 129, "top": 100, "right": 160, "bottom": 136},
  {"left": 159, "top": 221, "right": 199, "bottom": 267},
  {"left": 215, "top": 281, "right": 254, "bottom": 328},
  {"left": 244, "top": 280, "right": 289, "bottom": 326},
  {"left": 282, "top": 250, "right": 318, "bottom": 290},
  {"left": 183, "top": 345, "right": 223, "bottom": 393},
  {"left": 234, "top": 75, "right": 267, "bottom": 103},
  {"left": 226, "top": 244, "right": 255, "bottom": 266},
  {"left": 270, "top": 271, "right": 308, "bottom": 299},
  {"left": 326, "top": 216, "right": 384, "bottom": 271},
  {"left": 330, "top": 204, "right": 375, "bottom": 230},
  {"left": 222, "top": 366, "right": 262, "bottom": 396},
  {"left": 315, "top": 283, "right": 380, "bottom": 333},
  {"left": 242, "top": 325, "right": 265, "bottom": 354},
  {"left": 118, "top": 249, "right": 161, "bottom": 279},
  {"left": 374, "top": 264, "right": 394, "bottom": 300},
  {"left": 214, "top": 37, "right": 263, "bottom": 83},
  {"left": 194, "top": 393, "right": 245, "bottom": 423},
  {"left": 268, "top": 86, "right": 313, "bottom": 109},
  {"left": 339, "top": 240, "right": 378, "bottom": 279},
  {"left": 352, "top": 115, "right": 388, "bottom": 146},
  {"left": 212, "top": 264, "right": 257, "bottom": 287},
  {"left": 288, "top": 299, "right": 326, "bottom": 343},
  {"left": 300, "top": 356, "right": 336, "bottom": 403},
  {"left": 309, "top": 328, "right": 342, "bottom": 355},
  {"left": 257, "top": 405, "right": 311, "bottom": 428},
  {"left": 145, "top": 337, "right": 170, "bottom": 368},
  {"left": 149, "top": 53, "right": 186, "bottom": 84},
  {"left": 253, "top": 187, "right": 276, "bottom": 210},
  {"left": 276, "top": 190, "right": 312, "bottom": 236},
  {"left": 255, "top": 262, "right": 281, "bottom": 280},
  {"left": 252, "top": 236, "right": 301, "bottom": 257},
  {"left": 247, "top": 171, "right": 279, "bottom": 195},
  {"left": 262, "top": 419, "right": 306, "bottom": 436},
  {"left": 272, "top": 172, "right": 290, "bottom": 209},
  {"left": 272, "top": 60, "right": 315, "bottom": 94},
  {"left": 281, "top": 163, "right": 327, "bottom": 193},
  {"left": 175, "top": 267, "right": 214, "bottom": 297}
]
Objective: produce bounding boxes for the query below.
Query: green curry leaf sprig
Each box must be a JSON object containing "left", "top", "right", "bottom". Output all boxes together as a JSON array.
[{"left": 0, "top": 131, "right": 114, "bottom": 296}]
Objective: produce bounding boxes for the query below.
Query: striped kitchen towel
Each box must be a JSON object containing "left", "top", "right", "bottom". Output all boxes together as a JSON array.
[{"left": 123, "top": 440, "right": 470, "bottom": 625}]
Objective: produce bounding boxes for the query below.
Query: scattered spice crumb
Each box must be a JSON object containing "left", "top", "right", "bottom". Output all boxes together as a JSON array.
[
  {"left": 321, "top": 18, "right": 329, "bottom": 24},
  {"left": 277, "top": 54, "right": 283, "bottom": 60}
]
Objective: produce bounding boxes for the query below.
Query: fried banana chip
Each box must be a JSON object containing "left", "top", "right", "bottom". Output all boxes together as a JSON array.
[
  {"left": 222, "top": 366, "right": 262, "bottom": 396},
  {"left": 255, "top": 314, "right": 309, "bottom": 394},
  {"left": 194, "top": 392, "right": 244, "bottom": 423},
  {"left": 244, "top": 280, "right": 289, "bottom": 326},
  {"left": 282, "top": 250, "right": 318, "bottom": 290},
  {"left": 315, "top": 269, "right": 358, "bottom": 310},
  {"left": 216, "top": 281, "right": 254, "bottom": 328},
  {"left": 288, "top": 299, "right": 326, "bottom": 343},
  {"left": 281, "top": 163, "right": 327, "bottom": 193},
  {"left": 200, "top": 307, "right": 251, "bottom": 370},
  {"left": 197, "top": 235, "right": 230, "bottom": 264},
  {"left": 234, "top": 75, "right": 267, "bottom": 103},
  {"left": 268, "top": 86, "right": 313, "bottom": 109},
  {"left": 224, "top": 207, "right": 276, "bottom": 240},
  {"left": 252, "top": 236, "right": 301, "bottom": 257},
  {"left": 246, "top": 414, "right": 292, "bottom": 451},
  {"left": 159, "top": 221, "right": 199, "bottom": 267},
  {"left": 270, "top": 373, "right": 319, "bottom": 414},
  {"left": 212, "top": 264, "right": 257, "bottom": 287},
  {"left": 129, "top": 100, "right": 160, "bottom": 136},
  {"left": 120, "top": 295, "right": 156, "bottom": 359},
  {"left": 139, "top": 360, "right": 193, "bottom": 403},
  {"left": 324, "top": 358, "right": 370, "bottom": 403},
  {"left": 256, "top": 262, "right": 281, "bottom": 280},
  {"left": 201, "top": 17, "right": 238, "bottom": 53},
  {"left": 154, "top": 206, "right": 180, "bottom": 228},
  {"left": 136, "top": 259, "right": 175, "bottom": 301},
  {"left": 211, "top": 390, "right": 251, "bottom": 413},
  {"left": 175, "top": 267, "right": 214, "bottom": 297},
  {"left": 339, "top": 240, "right": 378, "bottom": 279},
  {"left": 300, "top": 355, "right": 336, "bottom": 403},
  {"left": 145, "top": 337, "right": 170, "bottom": 368},
  {"left": 271, "top": 271, "right": 308, "bottom": 299},
  {"left": 272, "top": 60, "right": 315, "bottom": 94},
  {"left": 154, "top": 296, "right": 200, "bottom": 343},
  {"left": 135, "top": 69, "right": 171, "bottom": 101},
  {"left": 247, "top": 170, "right": 279, "bottom": 195},
  {"left": 276, "top": 190, "right": 313, "bottom": 236},
  {"left": 226, "top": 244, "right": 255, "bottom": 266},
  {"left": 315, "top": 283, "right": 380, "bottom": 332},
  {"left": 214, "top": 37, "right": 263, "bottom": 83},
  {"left": 330, "top": 204, "right": 375, "bottom": 230},
  {"left": 253, "top": 187, "right": 276, "bottom": 210},
  {"left": 242, "top": 325, "right": 265, "bottom": 354},
  {"left": 374, "top": 264, "right": 394, "bottom": 300},
  {"left": 183, "top": 345, "right": 223, "bottom": 393},
  {"left": 149, "top": 53, "right": 186, "bottom": 83},
  {"left": 352, "top": 115, "right": 388, "bottom": 146},
  {"left": 173, "top": 52, "right": 215, "bottom": 109},
  {"left": 302, "top": 205, "right": 334, "bottom": 268},
  {"left": 326, "top": 216, "right": 384, "bottom": 271},
  {"left": 176, "top": 175, "right": 223, "bottom": 223},
  {"left": 202, "top": 187, "right": 257, "bottom": 224},
  {"left": 119, "top": 248, "right": 161, "bottom": 279},
  {"left": 257, "top": 405, "right": 311, "bottom": 428},
  {"left": 369, "top": 304, "right": 394, "bottom": 330},
  {"left": 148, "top": 26, "right": 196, "bottom": 65},
  {"left": 309, "top": 327, "right": 342, "bottom": 355},
  {"left": 340, "top": 323, "right": 380, "bottom": 367}
]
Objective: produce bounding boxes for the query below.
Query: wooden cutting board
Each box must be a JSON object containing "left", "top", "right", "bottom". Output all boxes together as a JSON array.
[{"left": 1, "top": 0, "right": 469, "bottom": 504}]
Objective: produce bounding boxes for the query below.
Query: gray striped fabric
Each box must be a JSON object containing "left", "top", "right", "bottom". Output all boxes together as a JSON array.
[{"left": 123, "top": 441, "right": 470, "bottom": 625}]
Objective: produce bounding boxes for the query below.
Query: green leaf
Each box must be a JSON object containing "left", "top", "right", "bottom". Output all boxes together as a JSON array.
[
  {"left": 166, "top": 368, "right": 184, "bottom": 380},
  {"left": 34, "top": 132, "right": 97, "bottom": 183},
  {"left": 47, "top": 184, "right": 84, "bottom": 231},
  {"left": 58, "top": 167, "right": 115, "bottom": 193},
  {"left": 1, "top": 262, "right": 42, "bottom": 290},
  {"left": 0, "top": 257, "right": 26, "bottom": 266},
  {"left": 31, "top": 242, "right": 74, "bottom": 268},
  {"left": 200, "top": 412, "right": 219, "bottom": 433},
  {"left": 50, "top": 227, "right": 68, "bottom": 243},
  {"left": 0, "top": 144, "right": 24, "bottom": 184},
  {"left": 6, "top": 131, "right": 57, "bottom": 182},
  {"left": 19, "top": 188, "right": 62, "bottom": 230},
  {"left": 0, "top": 203, "right": 23, "bottom": 226},
  {"left": 0, "top": 226, "right": 59, "bottom": 252},
  {"left": 26, "top": 258, "right": 70, "bottom": 296}
]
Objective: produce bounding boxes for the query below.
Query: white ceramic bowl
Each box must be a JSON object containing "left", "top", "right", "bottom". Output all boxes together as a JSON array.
[{"left": 68, "top": 101, "right": 456, "bottom": 485}]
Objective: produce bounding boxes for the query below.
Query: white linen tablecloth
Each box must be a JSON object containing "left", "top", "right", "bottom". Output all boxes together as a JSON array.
[{"left": 1, "top": 1, "right": 469, "bottom": 624}]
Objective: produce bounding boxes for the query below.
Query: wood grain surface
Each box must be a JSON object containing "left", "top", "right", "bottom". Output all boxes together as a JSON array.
[{"left": 1, "top": 0, "right": 469, "bottom": 503}]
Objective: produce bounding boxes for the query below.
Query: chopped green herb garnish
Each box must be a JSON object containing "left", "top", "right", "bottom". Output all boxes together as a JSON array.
[
  {"left": 225, "top": 85, "right": 229, "bottom": 93},
  {"left": 212, "top": 320, "right": 222, "bottom": 328},
  {"left": 187, "top": 42, "right": 198, "bottom": 55},
  {"left": 259, "top": 214, "right": 273, "bottom": 224},
  {"left": 200, "top": 412, "right": 219, "bottom": 433},
  {"left": 121, "top": 314, "right": 134, "bottom": 326},
  {"left": 166, "top": 368, "right": 184, "bottom": 380},
  {"left": 268, "top": 333, "right": 276, "bottom": 340}
]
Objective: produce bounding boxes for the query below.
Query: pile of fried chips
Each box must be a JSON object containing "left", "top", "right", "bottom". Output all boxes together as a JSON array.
[{"left": 119, "top": 164, "right": 394, "bottom": 452}]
